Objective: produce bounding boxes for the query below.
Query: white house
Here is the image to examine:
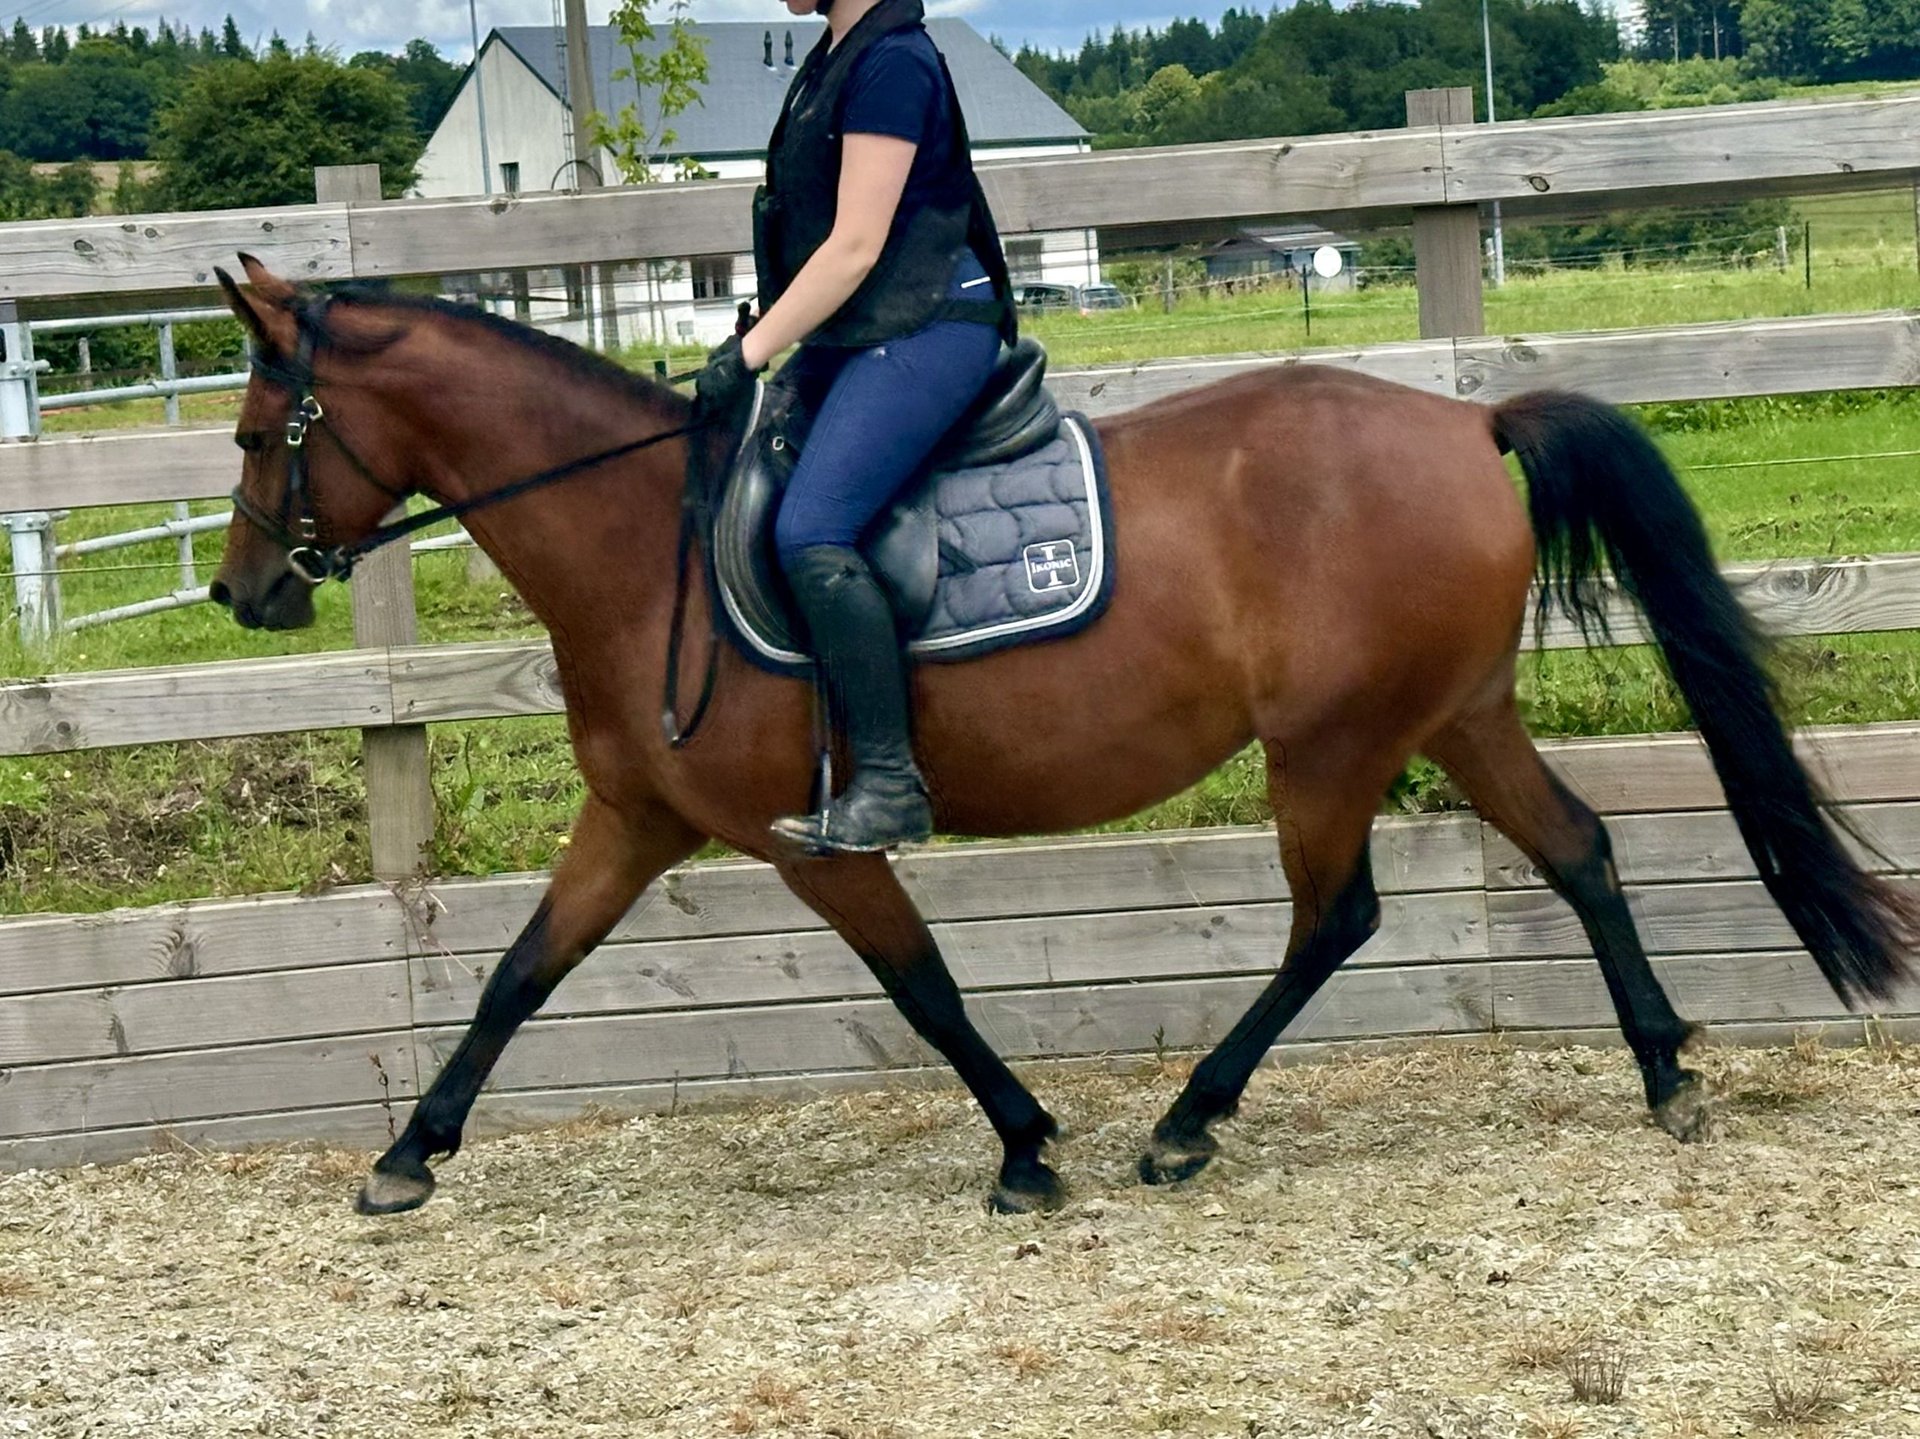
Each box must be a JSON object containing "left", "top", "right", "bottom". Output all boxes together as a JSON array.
[{"left": 415, "top": 20, "right": 1096, "bottom": 347}]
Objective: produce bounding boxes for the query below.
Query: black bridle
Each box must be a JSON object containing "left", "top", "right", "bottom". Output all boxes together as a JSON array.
[{"left": 231, "top": 296, "right": 710, "bottom": 586}]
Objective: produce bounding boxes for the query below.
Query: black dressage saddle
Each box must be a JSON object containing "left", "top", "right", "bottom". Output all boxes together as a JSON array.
[{"left": 712, "top": 337, "right": 1061, "bottom": 656}]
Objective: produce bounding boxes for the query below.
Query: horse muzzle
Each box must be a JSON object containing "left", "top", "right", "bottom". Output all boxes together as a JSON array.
[{"left": 209, "top": 565, "right": 318, "bottom": 631}]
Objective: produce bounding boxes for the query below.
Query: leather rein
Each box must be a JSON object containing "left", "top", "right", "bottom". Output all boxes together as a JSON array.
[
  {"left": 231, "top": 296, "right": 709, "bottom": 586},
  {"left": 231, "top": 295, "right": 723, "bottom": 748}
]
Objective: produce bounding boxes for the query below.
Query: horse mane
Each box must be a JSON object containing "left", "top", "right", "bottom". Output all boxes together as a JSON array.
[{"left": 310, "top": 283, "right": 690, "bottom": 415}]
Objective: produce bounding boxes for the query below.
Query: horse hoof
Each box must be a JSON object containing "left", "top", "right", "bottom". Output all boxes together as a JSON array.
[
  {"left": 1138, "top": 1132, "right": 1217, "bottom": 1187},
  {"left": 355, "top": 1160, "right": 436, "bottom": 1216},
  {"left": 990, "top": 1161, "right": 1066, "bottom": 1215},
  {"left": 1654, "top": 1079, "right": 1714, "bottom": 1144}
]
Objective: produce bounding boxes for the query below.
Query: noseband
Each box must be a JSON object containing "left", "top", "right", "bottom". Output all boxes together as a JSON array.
[
  {"left": 229, "top": 297, "right": 412, "bottom": 584},
  {"left": 230, "top": 295, "right": 712, "bottom": 586}
]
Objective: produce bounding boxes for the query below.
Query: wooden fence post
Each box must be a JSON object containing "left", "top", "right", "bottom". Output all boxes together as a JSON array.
[
  {"left": 1405, "top": 88, "right": 1485, "bottom": 341},
  {"left": 314, "top": 163, "right": 435, "bottom": 880}
]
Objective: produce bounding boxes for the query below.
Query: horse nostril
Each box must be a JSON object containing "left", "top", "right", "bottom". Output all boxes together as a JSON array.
[{"left": 208, "top": 580, "right": 232, "bottom": 608}]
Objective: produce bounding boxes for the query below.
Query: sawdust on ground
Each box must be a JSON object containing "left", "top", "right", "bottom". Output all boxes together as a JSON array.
[{"left": 6, "top": 1038, "right": 1920, "bottom": 1439}]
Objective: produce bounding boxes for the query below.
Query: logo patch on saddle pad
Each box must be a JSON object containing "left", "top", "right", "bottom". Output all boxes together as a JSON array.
[{"left": 1024, "top": 540, "right": 1082, "bottom": 594}]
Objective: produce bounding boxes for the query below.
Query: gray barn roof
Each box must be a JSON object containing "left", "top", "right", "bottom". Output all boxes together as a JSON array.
[{"left": 489, "top": 19, "right": 1085, "bottom": 159}]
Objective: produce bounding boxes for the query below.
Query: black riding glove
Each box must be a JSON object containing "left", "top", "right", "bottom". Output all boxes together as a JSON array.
[{"left": 694, "top": 335, "right": 759, "bottom": 419}]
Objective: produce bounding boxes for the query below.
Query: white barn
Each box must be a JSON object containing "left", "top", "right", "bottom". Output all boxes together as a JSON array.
[{"left": 416, "top": 20, "right": 1096, "bottom": 348}]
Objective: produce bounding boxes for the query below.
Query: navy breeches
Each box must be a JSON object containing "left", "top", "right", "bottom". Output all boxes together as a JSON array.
[{"left": 772, "top": 317, "right": 1001, "bottom": 562}]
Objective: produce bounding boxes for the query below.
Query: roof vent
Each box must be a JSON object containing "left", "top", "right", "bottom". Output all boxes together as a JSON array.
[
  {"left": 784, "top": 31, "right": 795, "bottom": 65},
  {"left": 763, "top": 30, "right": 773, "bottom": 67}
]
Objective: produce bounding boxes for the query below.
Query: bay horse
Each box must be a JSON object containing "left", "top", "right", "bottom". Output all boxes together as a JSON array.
[{"left": 208, "top": 256, "right": 1913, "bottom": 1216}]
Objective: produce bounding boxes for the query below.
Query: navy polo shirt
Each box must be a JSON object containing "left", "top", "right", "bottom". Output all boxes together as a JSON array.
[{"left": 839, "top": 27, "right": 987, "bottom": 290}]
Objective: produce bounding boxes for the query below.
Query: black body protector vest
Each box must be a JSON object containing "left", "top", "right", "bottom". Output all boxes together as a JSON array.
[{"left": 752, "top": 0, "right": 1018, "bottom": 348}]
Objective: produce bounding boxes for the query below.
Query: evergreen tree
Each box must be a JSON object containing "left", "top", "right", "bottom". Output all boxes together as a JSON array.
[
  {"left": 220, "top": 16, "right": 246, "bottom": 60},
  {"left": 8, "top": 17, "right": 35, "bottom": 63}
]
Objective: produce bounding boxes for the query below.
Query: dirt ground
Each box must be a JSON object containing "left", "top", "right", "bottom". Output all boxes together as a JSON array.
[{"left": 6, "top": 1038, "right": 1920, "bottom": 1439}]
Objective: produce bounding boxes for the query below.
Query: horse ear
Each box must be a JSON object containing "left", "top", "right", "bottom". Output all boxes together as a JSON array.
[{"left": 216, "top": 256, "right": 297, "bottom": 356}]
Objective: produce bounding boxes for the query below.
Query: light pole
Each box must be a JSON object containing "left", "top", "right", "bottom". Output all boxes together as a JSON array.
[
  {"left": 469, "top": 0, "right": 494, "bottom": 196},
  {"left": 1482, "top": 0, "right": 1505, "bottom": 286}
]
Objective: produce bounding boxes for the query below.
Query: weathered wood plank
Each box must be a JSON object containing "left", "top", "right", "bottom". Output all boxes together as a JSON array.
[
  {"left": 5, "top": 96, "right": 1917, "bottom": 304},
  {"left": 1537, "top": 723, "right": 1920, "bottom": 814},
  {"left": 0, "top": 1030, "right": 417, "bottom": 1141},
  {"left": 0, "top": 887, "right": 411, "bottom": 998},
  {"left": 0, "top": 426, "right": 236, "bottom": 510},
  {"left": 1484, "top": 801, "right": 1920, "bottom": 889},
  {"left": 1489, "top": 875, "right": 1920, "bottom": 959},
  {"left": 411, "top": 887, "right": 1489, "bottom": 1027},
  {"left": 0, "top": 960, "right": 412, "bottom": 1068},
  {"left": 1492, "top": 951, "right": 1920, "bottom": 1030},
  {"left": 1410, "top": 89, "right": 1486, "bottom": 340},
  {"left": 411, "top": 817, "right": 1484, "bottom": 955},
  {"left": 426, "top": 963, "right": 1494, "bottom": 1095},
  {"left": 1524, "top": 554, "right": 1920, "bottom": 652},
  {"left": 324, "top": 163, "right": 436, "bottom": 885},
  {"left": 0, "top": 205, "right": 351, "bottom": 302},
  {"left": 1051, "top": 342, "right": 1457, "bottom": 417},
  {"left": 1057, "top": 313, "right": 1920, "bottom": 418},
  {"left": 345, "top": 182, "right": 759, "bottom": 277},
  {"left": 8, "top": 314, "right": 1916, "bottom": 517},
  {"left": 391, "top": 641, "right": 566, "bottom": 723},
  {"left": 1444, "top": 95, "right": 1920, "bottom": 212},
  {"left": 0, "top": 650, "right": 391, "bottom": 755},
  {"left": 1457, "top": 312, "right": 1920, "bottom": 406},
  {"left": 0, "top": 1100, "right": 405, "bottom": 1173}
]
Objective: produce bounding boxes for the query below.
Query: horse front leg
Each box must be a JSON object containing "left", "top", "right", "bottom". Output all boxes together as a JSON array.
[
  {"left": 357, "top": 795, "right": 704, "bottom": 1215},
  {"left": 777, "top": 852, "right": 1064, "bottom": 1213}
]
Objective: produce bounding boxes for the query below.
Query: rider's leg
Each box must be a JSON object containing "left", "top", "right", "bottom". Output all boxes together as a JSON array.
[{"left": 771, "top": 316, "right": 1001, "bottom": 852}]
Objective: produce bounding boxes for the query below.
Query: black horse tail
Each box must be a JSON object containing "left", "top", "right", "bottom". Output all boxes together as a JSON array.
[{"left": 1493, "top": 390, "right": 1916, "bottom": 1008}]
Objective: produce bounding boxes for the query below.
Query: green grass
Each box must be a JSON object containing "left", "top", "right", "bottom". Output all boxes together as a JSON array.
[{"left": 3, "top": 220, "right": 1917, "bottom": 913}]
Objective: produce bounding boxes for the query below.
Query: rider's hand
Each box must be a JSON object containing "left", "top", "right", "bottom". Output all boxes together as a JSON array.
[{"left": 694, "top": 335, "right": 759, "bottom": 419}]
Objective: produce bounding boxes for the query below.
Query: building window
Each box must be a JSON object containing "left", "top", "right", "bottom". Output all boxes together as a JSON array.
[
  {"left": 499, "top": 161, "right": 520, "bottom": 195},
  {"left": 564, "top": 266, "right": 588, "bottom": 320},
  {"left": 1004, "top": 237, "right": 1044, "bottom": 283},
  {"left": 691, "top": 255, "right": 733, "bottom": 301}
]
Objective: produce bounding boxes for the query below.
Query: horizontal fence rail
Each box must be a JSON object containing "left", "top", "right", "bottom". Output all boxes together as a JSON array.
[
  {"left": 0, "top": 553, "right": 1913, "bottom": 756},
  {"left": 3, "top": 95, "right": 1918, "bottom": 304},
  {"left": 6, "top": 310, "right": 1917, "bottom": 512}
]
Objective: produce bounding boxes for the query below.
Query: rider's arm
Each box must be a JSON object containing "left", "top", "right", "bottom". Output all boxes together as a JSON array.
[{"left": 740, "top": 132, "right": 916, "bottom": 370}]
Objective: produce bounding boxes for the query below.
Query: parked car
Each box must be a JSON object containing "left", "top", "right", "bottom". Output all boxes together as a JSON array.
[
  {"left": 1014, "top": 282, "right": 1078, "bottom": 312},
  {"left": 1076, "top": 283, "right": 1131, "bottom": 312},
  {"left": 1013, "top": 282, "right": 1136, "bottom": 315}
]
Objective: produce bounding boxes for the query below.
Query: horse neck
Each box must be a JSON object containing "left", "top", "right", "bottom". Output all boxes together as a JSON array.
[{"left": 391, "top": 323, "right": 691, "bottom": 640}]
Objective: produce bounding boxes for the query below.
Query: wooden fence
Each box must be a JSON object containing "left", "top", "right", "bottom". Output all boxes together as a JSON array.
[{"left": 1, "top": 91, "right": 1918, "bottom": 1168}]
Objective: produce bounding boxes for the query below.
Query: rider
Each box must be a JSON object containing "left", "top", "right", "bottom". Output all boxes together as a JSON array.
[{"left": 695, "top": 0, "right": 1017, "bottom": 853}]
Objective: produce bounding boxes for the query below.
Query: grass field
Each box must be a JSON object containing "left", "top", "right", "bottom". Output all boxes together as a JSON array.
[{"left": 1, "top": 195, "right": 1915, "bottom": 912}]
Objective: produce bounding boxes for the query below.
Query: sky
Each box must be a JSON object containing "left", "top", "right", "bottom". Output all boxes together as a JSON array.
[{"left": 13, "top": 1, "right": 1263, "bottom": 61}]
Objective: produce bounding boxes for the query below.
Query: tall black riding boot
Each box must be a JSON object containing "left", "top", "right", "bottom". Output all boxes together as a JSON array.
[{"left": 771, "top": 544, "right": 934, "bottom": 853}]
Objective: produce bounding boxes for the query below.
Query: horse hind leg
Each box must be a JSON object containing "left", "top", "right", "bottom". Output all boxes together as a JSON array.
[
  {"left": 1141, "top": 734, "right": 1392, "bottom": 1185},
  {"left": 1425, "top": 692, "right": 1709, "bottom": 1140},
  {"left": 776, "top": 851, "right": 1064, "bottom": 1214},
  {"left": 357, "top": 795, "right": 705, "bottom": 1215}
]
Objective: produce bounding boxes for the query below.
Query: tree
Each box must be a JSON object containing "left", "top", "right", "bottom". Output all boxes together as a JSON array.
[
  {"left": 585, "top": 0, "right": 711, "bottom": 184},
  {"left": 8, "top": 18, "right": 36, "bottom": 64},
  {"left": 220, "top": 16, "right": 247, "bottom": 60},
  {"left": 0, "top": 151, "right": 98, "bottom": 220},
  {"left": 350, "top": 38, "right": 463, "bottom": 139},
  {"left": 152, "top": 53, "right": 419, "bottom": 209}
]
